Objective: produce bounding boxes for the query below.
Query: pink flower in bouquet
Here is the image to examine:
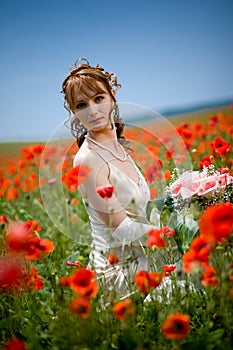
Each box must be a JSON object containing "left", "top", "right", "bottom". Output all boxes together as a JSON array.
[{"left": 169, "top": 169, "right": 233, "bottom": 199}]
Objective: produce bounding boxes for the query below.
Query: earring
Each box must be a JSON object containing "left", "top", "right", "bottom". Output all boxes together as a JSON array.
[
  {"left": 76, "top": 119, "right": 87, "bottom": 138},
  {"left": 112, "top": 103, "right": 121, "bottom": 124},
  {"left": 71, "top": 117, "right": 87, "bottom": 140}
]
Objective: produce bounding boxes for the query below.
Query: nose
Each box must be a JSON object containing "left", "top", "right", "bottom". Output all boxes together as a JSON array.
[{"left": 88, "top": 101, "right": 98, "bottom": 117}]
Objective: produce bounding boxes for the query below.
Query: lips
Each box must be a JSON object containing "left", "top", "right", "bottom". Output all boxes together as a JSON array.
[{"left": 90, "top": 117, "right": 104, "bottom": 124}]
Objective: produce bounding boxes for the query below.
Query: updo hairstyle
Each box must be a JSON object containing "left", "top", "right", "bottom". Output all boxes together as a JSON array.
[{"left": 61, "top": 58, "right": 125, "bottom": 148}]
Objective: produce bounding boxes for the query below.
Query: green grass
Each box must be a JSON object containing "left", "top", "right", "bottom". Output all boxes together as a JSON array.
[{"left": 0, "top": 142, "right": 36, "bottom": 161}]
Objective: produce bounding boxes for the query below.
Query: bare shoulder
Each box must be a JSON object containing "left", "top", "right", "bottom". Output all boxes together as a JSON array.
[
  {"left": 73, "top": 145, "right": 96, "bottom": 167},
  {"left": 73, "top": 145, "right": 109, "bottom": 182}
]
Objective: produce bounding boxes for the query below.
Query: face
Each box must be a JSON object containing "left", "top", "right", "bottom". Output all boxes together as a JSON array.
[{"left": 72, "top": 82, "right": 115, "bottom": 132}]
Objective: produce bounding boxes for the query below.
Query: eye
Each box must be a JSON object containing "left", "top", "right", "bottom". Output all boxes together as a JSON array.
[
  {"left": 95, "top": 96, "right": 104, "bottom": 103},
  {"left": 76, "top": 102, "right": 86, "bottom": 109}
]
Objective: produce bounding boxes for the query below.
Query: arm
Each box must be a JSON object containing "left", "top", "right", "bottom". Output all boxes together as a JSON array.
[
  {"left": 112, "top": 217, "right": 156, "bottom": 244},
  {"left": 79, "top": 158, "right": 127, "bottom": 228},
  {"left": 75, "top": 153, "right": 157, "bottom": 244}
]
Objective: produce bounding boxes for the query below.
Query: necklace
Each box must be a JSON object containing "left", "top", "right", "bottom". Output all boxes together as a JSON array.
[{"left": 86, "top": 135, "right": 128, "bottom": 162}]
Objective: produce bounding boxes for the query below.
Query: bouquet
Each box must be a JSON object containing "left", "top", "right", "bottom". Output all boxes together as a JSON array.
[{"left": 147, "top": 165, "right": 233, "bottom": 253}]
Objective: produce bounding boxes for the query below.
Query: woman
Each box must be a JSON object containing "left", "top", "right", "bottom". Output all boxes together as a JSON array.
[{"left": 61, "top": 58, "right": 159, "bottom": 298}]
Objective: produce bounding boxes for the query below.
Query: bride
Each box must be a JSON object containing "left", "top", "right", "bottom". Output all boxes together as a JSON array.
[{"left": 61, "top": 58, "right": 160, "bottom": 298}]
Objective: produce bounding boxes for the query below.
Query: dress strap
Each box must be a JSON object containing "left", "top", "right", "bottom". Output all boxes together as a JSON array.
[
  {"left": 78, "top": 148, "right": 112, "bottom": 196},
  {"left": 89, "top": 148, "right": 117, "bottom": 179},
  {"left": 90, "top": 148, "right": 112, "bottom": 164}
]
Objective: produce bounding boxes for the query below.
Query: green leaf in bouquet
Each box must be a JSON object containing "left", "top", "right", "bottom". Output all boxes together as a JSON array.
[
  {"left": 146, "top": 195, "right": 174, "bottom": 221},
  {"left": 173, "top": 213, "right": 199, "bottom": 254},
  {"left": 159, "top": 208, "right": 174, "bottom": 227}
]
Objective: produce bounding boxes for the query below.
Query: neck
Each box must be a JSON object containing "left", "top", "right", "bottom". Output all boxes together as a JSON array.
[
  {"left": 87, "top": 128, "right": 118, "bottom": 145},
  {"left": 86, "top": 132, "right": 127, "bottom": 162}
]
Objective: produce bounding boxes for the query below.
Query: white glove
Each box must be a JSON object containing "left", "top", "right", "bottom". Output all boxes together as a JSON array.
[{"left": 112, "top": 217, "right": 157, "bottom": 244}]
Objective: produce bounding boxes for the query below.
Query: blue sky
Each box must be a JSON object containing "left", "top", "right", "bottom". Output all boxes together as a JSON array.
[{"left": 1, "top": 0, "right": 233, "bottom": 141}]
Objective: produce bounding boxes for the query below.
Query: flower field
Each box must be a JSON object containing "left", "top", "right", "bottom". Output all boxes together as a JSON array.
[{"left": 0, "top": 107, "right": 233, "bottom": 349}]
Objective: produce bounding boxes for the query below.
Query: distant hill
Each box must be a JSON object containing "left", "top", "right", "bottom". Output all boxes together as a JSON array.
[
  {"left": 124, "top": 97, "right": 233, "bottom": 124},
  {"left": 158, "top": 97, "right": 233, "bottom": 117}
]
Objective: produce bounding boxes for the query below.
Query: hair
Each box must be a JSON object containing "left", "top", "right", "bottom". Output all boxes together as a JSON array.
[{"left": 61, "top": 58, "right": 126, "bottom": 148}]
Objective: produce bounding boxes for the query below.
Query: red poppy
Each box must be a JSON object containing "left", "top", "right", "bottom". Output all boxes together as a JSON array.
[
  {"left": 176, "top": 123, "right": 192, "bottom": 139},
  {"left": 182, "top": 249, "right": 204, "bottom": 273},
  {"left": 190, "top": 236, "right": 212, "bottom": 261},
  {"left": 210, "top": 136, "right": 230, "bottom": 155},
  {"left": 146, "top": 228, "right": 166, "bottom": 249},
  {"left": 69, "top": 268, "right": 98, "bottom": 298},
  {"left": 134, "top": 270, "right": 154, "bottom": 293},
  {"left": 22, "top": 172, "right": 38, "bottom": 192},
  {"left": 147, "top": 145, "right": 159, "bottom": 157},
  {"left": 208, "top": 115, "right": 218, "bottom": 126},
  {"left": 149, "top": 187, "right": 158, "bottom": 200},
  {"left": 5, "top": 221, "right": 55, "bottom": 260},
  {"left": 149, "top": 271, "right": 163, "bottom": 287},
  {"left": 23, "top": 178, "right": 31, "bottom": 192},
  {"left": 25, "top": 237, "right": 55, "bottom": 260},
  {"left": 41, "top": 238, "right": 55, "bottom": 253},
  {"left": 199, "top": 202, "right": 233, "bottom": 245},
  {"left": 182, "top": 250, "right": 197, "bottom": 273},
  {"left": 165, "top": 147, "right": 175, "bottom": 159},
  {"left": 108, "top": 253, "right": 120, "bottom": 264},
  {"left": 161, "top": 312, "right": 190, "bottom": 340},
  {"left": 32, "top": 144, "right": 44, "bottom": 154},
  {"left": 218, "top": 167, "right": 230, "bottom": 174},
  {"left": 62, "top": 164, "right": 93, "bottom": 192},
  {"left": 199, "top": 155, "right": 212, "bottom": 169},
  {"left": 182, "top": 236, "right": 211, "bottom": 273},
  {"left": 71, "top": 197, "right": 79, "bottom": 206},
  {"left": 96, "top": 184, "right": 114, "bottom": 198},
  {"left": 145, "top": 160, "right": 163, "bottom": 184},
  {"left": 0, "top": 178, "right": 10, "bottom": 197},
  {"left": 3, "top": 338, "right": 27, "bottom": 350},
  {"left": 0, "top": 215, "right": 8, "bottom": 224},
  {"left": 23, "top": 236, "right": 43, "bottom": 260},
  {"left": 66, "top": 260, "right": 80, "bottom": 267},
  {"left": 201, "top": 265, "right": 219, "bottom": 287},
  {"left": 69, "top": 297, "right": 91, "bottom": 319},
  {"left": 162, "top": 226, "right": 175, "bottom": 237},
  {"left": 164, "top": 169, "right": 171, "bottom": 180},
  {"left": 9, "top": 166, "right": 17, "bottom": 175},
  {"left": 26, "top": 267, "right": 43, "bottom": 290},
  {"left": 13, "top": 175, "right": 21, "bottom": 188},
  {"left": 23, "top": 220, "right": 41, "bottom": 233},
  {"left": 6, "top": 221, "right": 31, "bottom": 252},
  {"left": 163, "top": 264, "right": 176, "bottom": 277},
  {"left": 60, "top": 276, "right": 72, "bottom": 287},
  {"left": 113, "top": 298, "right": 134, "bottom": 321},
  {"left": 0, "top": 256, "right": 25, "bottom": 291},
  {"left": 25, "top": 152, "right": 34, "bottom": 160},
  {"left": 5, "top": 187, "right": 19, "bottom": 200}
]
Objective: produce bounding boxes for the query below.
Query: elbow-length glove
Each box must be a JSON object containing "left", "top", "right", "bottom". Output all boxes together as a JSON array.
[{"left": 112, "top": 217, "right": 157, "bottom": 245}]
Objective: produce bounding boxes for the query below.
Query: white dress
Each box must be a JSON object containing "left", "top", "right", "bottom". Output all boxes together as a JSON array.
[{"left": 78, "top": 151, "right": 153, "bottom": 298}]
